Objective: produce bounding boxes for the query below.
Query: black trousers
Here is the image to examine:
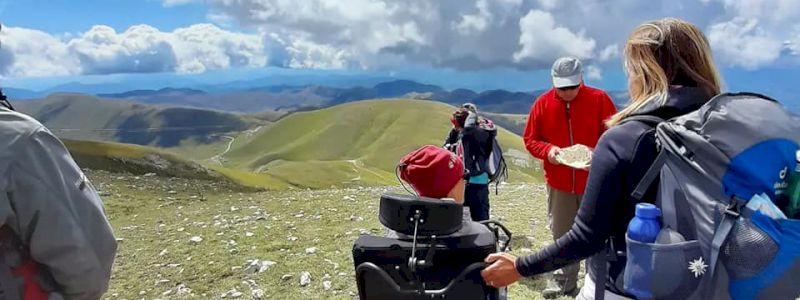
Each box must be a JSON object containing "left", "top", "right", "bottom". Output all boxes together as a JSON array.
[{"left": 464, "top": 183, "right": 490, "bottom": 221}]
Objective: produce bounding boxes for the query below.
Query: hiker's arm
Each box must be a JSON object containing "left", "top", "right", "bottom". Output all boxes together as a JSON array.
[
  {"left": 523, "top": 102, "right": 553, "bottom": 160},
  {"left": 443, "top": 128, "right": 458, "bottom": 148},
  {"left": 10, "top": 126, "right": 117, "bottom": 299},
  {"left": 461, "top": 129, "right": 478, "bottom": 178},
  {"left": 515, "top": 128, "right": 628, "bottom": 277}
]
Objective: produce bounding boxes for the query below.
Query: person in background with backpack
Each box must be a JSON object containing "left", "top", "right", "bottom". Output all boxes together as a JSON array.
[
  {"left": 0, "top": 87, "right": 117, "bottom": 299},
  {"left": 517, "top": 56, "right": 617, "bottom": 298},
  {"left": 481, "top": 18, "right": 722, "bottom": 299},
  {"left": 443, "top": 104, "right": 497, "bottom": 221}
]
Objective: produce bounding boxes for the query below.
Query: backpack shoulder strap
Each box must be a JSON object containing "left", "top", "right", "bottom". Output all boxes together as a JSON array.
[{"left": 619, "top": 115, "right": 665, "bottom": 127}]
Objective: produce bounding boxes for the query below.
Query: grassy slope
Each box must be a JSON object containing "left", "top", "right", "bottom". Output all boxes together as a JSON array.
[
  {"left": 98, "top": 171, "right": 570, "bottom": 300},
  {"left": 483, "top": 112, "right": 528, "bottom": 136},
  {"left": 223, "top": 99, "right": 541, "bottom": 188},
  {"left": 15, "top": 93, "right": 266, "bottom": 149},
  {"left": 63, "top": 139, "right": 288, "bottom": 190}
]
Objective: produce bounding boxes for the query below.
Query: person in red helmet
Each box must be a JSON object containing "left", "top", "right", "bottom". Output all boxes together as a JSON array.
[{"left": 398, "top": 145, "right": 466, "bottom": 203}]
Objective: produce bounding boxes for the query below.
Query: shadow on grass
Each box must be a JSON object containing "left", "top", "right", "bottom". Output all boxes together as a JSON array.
[{"left": 519, "top": 274, "right": 548, "bottom": 291}]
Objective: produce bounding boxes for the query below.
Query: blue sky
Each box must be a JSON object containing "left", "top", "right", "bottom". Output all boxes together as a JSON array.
[
  {"left": 0, "top": 0, "right": 211, "bottom": 33},
  {"left": 0, "top": 0, "right": 798, "bottom": 95}
]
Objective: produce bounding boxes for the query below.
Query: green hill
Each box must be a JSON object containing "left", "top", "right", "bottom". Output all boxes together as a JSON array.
[
  {"left": 15, "top": 93, "right": 267, "bottom": 151},
  {"left": 63, "top": 139, "right": 288, "bottom": 190},
  {"left": 483, "top": 112, "right": 528, "bottom": 136},
  {"left": 222, "top": 99, "right": 541, "bottom": 188}
]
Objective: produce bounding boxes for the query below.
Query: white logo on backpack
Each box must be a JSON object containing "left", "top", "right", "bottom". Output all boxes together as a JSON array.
[
  {"left": 688, "top": 257, "right": 708, "bottom": 278},
  {"left": 776, "top": 166, "right": 790, "bottom": 192}
]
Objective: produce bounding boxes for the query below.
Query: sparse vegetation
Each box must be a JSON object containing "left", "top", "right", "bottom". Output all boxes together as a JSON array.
[
  {"left": 96, "top": 170, "right": 575, "bottom": 300},
  {"left": 44, "top": 97, "right": 559, "bottom": 299}
]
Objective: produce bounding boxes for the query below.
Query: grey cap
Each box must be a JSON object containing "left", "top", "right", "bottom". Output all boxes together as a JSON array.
[
  {"left": 461, "top": 103, "right": 477, "bottom": 112},
  {"left": 551, "top": 57, "right": 583, "bottom": 88}
]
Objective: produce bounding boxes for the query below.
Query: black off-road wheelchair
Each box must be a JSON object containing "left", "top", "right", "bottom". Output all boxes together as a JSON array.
[{"left": 353, "top": 193, "right": 512, "bottom": 300}]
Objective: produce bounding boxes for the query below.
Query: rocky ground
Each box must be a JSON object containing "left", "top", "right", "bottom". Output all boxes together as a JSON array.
[{"left": 93, "top": 170, "right": 580, "bottom": 300}]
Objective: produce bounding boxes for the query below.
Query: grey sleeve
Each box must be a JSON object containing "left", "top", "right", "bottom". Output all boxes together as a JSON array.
[{"left": 9, "top": 126, "right": 117, "bottom": 300}]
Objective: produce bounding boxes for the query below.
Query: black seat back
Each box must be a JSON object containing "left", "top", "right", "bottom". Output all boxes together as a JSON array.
[{"left": 379, "top": 193, "right": 462, "bottom": 236}]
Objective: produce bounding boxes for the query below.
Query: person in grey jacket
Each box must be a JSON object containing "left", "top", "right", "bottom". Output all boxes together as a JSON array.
[{"left": 0, "top": 89, "right": 117, "bottom": 299}]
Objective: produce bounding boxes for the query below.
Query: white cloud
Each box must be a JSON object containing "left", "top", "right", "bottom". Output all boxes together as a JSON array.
[
  {"left": 207, "top": 0, "right": 555, "bottom": 71},
  {"left": 585, "top": 64, "right": 603, "bottom": 80},
  {"left": 598, "top": 44, "right": 619, "bottom": 62},
  {"left": 207, "top": 0, "right": 714, "bottom": 71},
  {"left": 171, "top": 24, "right": 267, "bottom": 73},
  {"left": 162, "top": 0, "right": 199, "bottom": 7},
  {"left": 284, "top": 35, "right": 354, "bottom": 69},
  {"left": 5, "top": 0, "right": 800, "bottom": 78},
  {"left": 454, "top": 0, "right": 492, "bottom": 35},
  {"left": 708, "top": 18, "right": 783, "bottom": 70},
  {"left": 68, "top": 25, "right": 178, "bottom": 75},
  {"left": 785, "top": 26, "right": 800, "bottom": 56},
  {"left": 718, "top": 0, "right": 800, "bottom": 23},
  {"left": 537, "top": 0, "right": 558, "bottom": 10},
  {"left": 0, "top": 23, "right": 266, "bottom": 78},
  {"left": 513, "top": 10, "right": 596, "bottom": 64},
  {"left": 0, "top": 26, "right": 79, "bottom": 78}
]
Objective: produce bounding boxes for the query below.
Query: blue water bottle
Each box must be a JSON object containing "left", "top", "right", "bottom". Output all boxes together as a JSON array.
[{"left": 628, "top": 203, "right": 662, "bottom": 243}]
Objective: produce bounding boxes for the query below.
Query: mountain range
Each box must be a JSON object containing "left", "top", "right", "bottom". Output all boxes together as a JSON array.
[
  {"left": 13, "top": 93, "right": 541, "bottom": 188},
  {"left": 7, "top": 79, "right": 630, "bottom": 115},
  {"left": 92, "top": 80, "right": 630, "bottom": 115}
]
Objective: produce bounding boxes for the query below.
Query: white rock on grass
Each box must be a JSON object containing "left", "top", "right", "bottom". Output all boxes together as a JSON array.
[
  {"left": 281, "top": 274, "right": 293, "bottom": 281},
  {"left": 305, "top": 247, "right": 317, "bottom": 254},
  {"left": 251, "top": 289, "right": 265, "bottom": 299},
  {"left": 243, "top": 260, "right": 276, "bottom": 274},
  {"left": 189, "top": 236, "right": 203, "bottom": 244},
  {"left": 245, "top": 232, "right": 254, "bottom": 237},
  {"left": 300, "top": 272, "right": 311, "bottom": 287},
  {"left": 221, "top": 289, "right": 243, "bottom": 298},
  {"left": 323, "top": 281, "right": 332, "bottom": 290},
  {"left": 176, "top": 284, "right": 192, "bottom": 296}
]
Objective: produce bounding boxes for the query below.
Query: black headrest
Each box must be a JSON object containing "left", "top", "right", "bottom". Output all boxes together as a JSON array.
[{"left": 379, "top": 193, "right": 463, "bottom": 236}]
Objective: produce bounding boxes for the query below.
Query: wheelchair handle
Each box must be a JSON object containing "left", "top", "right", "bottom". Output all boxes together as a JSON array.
[
  {"left": 479, "top": 220, "right": 512, "bottom": 252},
  {"left": 356, "top": 261, "right": 496, "bottom": 299}
]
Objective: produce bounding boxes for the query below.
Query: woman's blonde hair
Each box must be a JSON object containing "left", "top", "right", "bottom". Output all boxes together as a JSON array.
[{"left": 606, "top": 18, "right": 723, "bottom": 127}]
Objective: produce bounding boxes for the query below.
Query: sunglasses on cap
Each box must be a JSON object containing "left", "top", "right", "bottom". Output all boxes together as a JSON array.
[{"left": 557, "top": 85, "right": 580, "bottom": 91}]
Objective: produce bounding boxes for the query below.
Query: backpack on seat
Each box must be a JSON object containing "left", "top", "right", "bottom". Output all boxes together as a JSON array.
[{"left": 615, "top": 92, "right": 800, "bottom": 300}]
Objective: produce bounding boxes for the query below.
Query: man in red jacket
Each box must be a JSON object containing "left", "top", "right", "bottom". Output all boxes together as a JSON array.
[{"left": 523, "top": 57, "right": 617, "bottom": 298}]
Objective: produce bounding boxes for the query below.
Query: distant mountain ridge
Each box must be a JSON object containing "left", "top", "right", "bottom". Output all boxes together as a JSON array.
[
  {"left": 91, "top": 80, "right": 629, "bottom": 115},
  {"left": 14, "top": 93, "right": 267, "bottom": 148}
]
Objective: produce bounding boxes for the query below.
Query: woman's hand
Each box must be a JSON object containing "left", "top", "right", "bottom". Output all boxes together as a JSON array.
[{"left": 481, "top": 253, "right": 523, "bottom": 288}]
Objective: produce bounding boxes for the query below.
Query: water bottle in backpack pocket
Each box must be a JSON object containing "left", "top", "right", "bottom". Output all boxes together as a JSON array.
[
  {"left": 620, "top": 92, "right": 800, "bottom": 300},
  {"left": 624, "top": 204, "right": 704, "bottom": 299}
]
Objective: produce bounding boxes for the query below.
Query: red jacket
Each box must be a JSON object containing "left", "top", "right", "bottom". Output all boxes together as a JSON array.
[{"left": 523, "top": 85, "right": 617, "bottom": 194}]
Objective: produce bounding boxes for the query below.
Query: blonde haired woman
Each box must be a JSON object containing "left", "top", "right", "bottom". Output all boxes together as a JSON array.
[{"left": 481, "top": 18, "right": 722, "bottom": 299}]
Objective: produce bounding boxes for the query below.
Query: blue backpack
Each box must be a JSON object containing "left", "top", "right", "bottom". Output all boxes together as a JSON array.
[{"left": 604, "top": 93, "right": 800, "bottom": 300}]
